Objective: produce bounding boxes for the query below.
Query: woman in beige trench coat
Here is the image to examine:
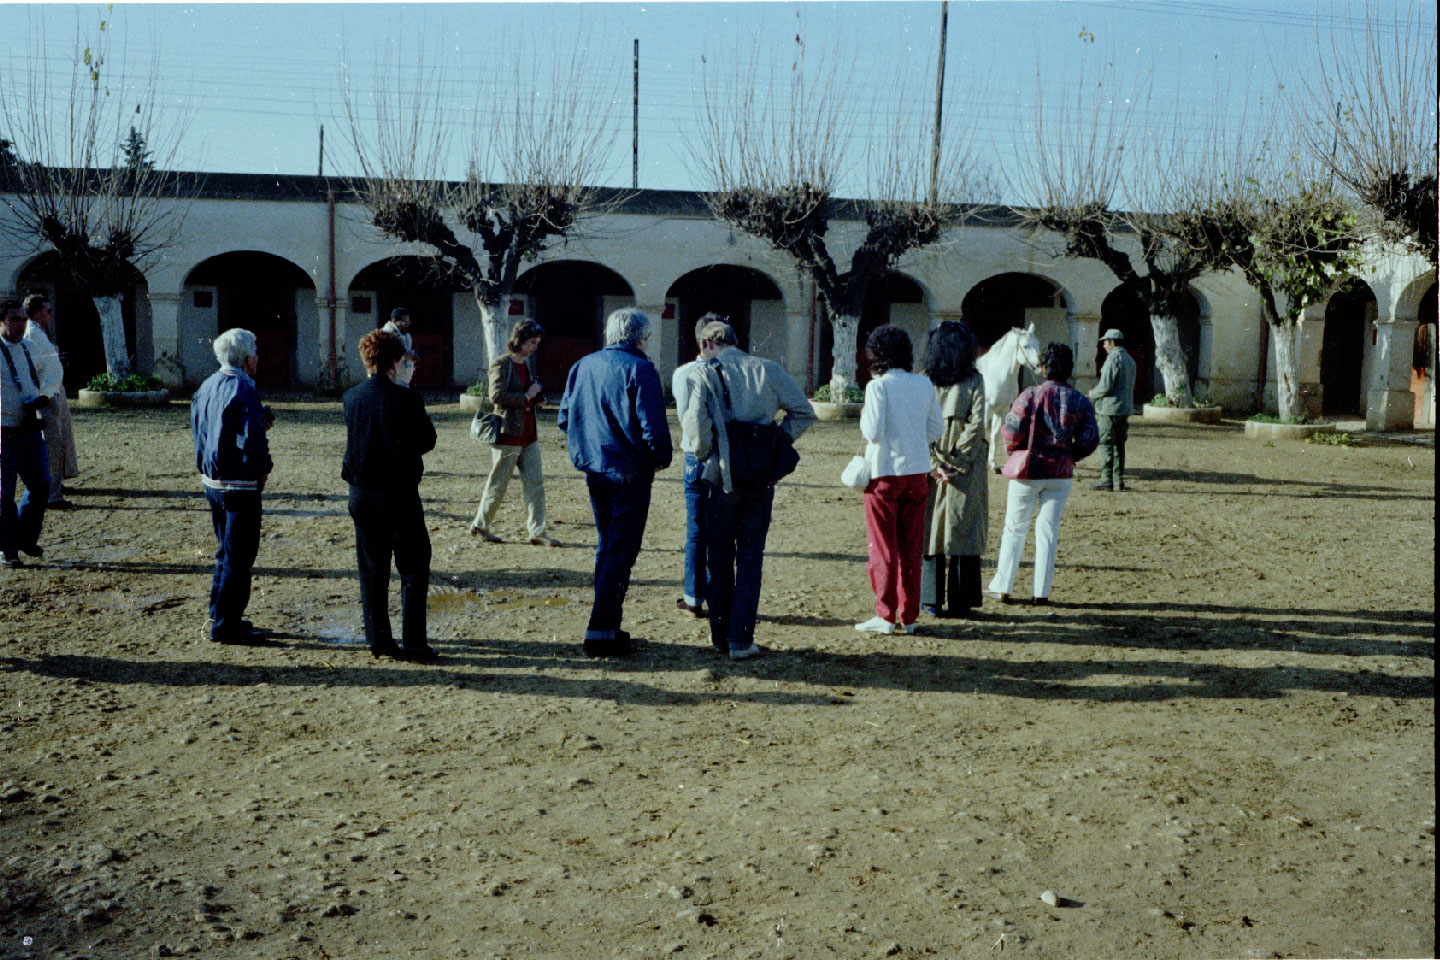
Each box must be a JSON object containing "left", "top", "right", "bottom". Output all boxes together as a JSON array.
[{"left": 921, "top": 321, "right": 989, "bottom": 617}]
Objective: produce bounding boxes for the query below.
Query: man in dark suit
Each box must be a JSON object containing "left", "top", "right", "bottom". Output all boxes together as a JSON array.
[{"left": 342, "top": 329, "right": 439, "bottom": 662}]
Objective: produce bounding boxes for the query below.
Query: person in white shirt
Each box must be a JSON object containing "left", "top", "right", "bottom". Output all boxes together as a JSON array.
[
  {"left": 0, "top": 300, "right": 52, "bottom": 567},
  {"left": 855, "top": 326, "right": 944, "bottom": 636},
  {"left": 22, "top": 295, "right": 78, "bottom": 507},
  {"left": 671, "top": 313, "right": 724, "bottom": 619}
]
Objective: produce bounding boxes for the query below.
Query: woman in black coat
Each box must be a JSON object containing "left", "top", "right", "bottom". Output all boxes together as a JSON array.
[{"left": 341, "top": 329, "right": 439, "bottom": 662}]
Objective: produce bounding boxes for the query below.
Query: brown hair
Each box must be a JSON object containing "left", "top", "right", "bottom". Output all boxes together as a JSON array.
[
  {"left": 507, "top": 319, "right": 544, "bottom": 355},
  {"left": 359, "top": 329, "right": 406, "bottom": 375}
]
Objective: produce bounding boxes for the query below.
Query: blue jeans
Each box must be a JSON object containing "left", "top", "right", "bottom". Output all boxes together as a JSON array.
[
  {"left": 584, "top": 472, "right": 653, "bottom": 641},
  {"left": 205, "top": 486, "right": 262, "bottom": 639},
  {"left": 682, "top": 453, "right": 708, "bottom": 607},
  {"left": 1, "top": 426, "right": 50, "bottom": 559},
  {"left": 704, "top": 483, "right": 775, "bottom": 651}
]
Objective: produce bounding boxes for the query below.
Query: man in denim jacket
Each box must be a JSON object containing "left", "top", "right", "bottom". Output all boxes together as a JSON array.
[
  {"left": 558, "top": 308, "right": 672, "bottom": 657},
  {"left": 191, "top": 328, "right": 274, "bottom": 645}
]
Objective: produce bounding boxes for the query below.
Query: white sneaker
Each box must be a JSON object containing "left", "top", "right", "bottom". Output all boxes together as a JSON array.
[
  {"left": 900, "top": 622, "right": 918, "bottom": 634},
  {"left": 855, "top": 616, "right": 897, "bottom": 635},
  {"left": 729, "top": 643, "right": 764, "bottom": 660}
]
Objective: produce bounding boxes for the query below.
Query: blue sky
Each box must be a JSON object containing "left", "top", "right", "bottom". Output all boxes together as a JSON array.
[{"left": 0, "top": 2, "right": 1429, "bottom": 204}]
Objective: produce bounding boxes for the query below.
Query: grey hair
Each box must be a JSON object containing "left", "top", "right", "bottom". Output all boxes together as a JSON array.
[
  {"left": 213, "top": 328, "right": 258, "bottom": 368},
  {"left": 699, "top": 319, "right": 737, "bottom": 346},
  {"left": 604, "top": 307, "right": 651, "bottom": 347}
]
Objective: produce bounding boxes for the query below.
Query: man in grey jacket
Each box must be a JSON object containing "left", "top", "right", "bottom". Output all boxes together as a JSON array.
[
  {"left": 1088, "top": 328, "right": 1136, "bottom": 491},
  {"left": 680, "top": 320, "right": 815, "bottom": 660}
]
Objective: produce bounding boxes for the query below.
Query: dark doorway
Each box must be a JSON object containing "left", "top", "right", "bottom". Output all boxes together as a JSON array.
[
  {"left": 515, "top": 261, "right": 634, "bottom": 390},
  {"left": 666, "top": 264, "right": 782, "bottom": 363},
  {"left": 1100, "top": 282, "right": 1158, "bottom": 404},
  {"left": 351, "top": 257, "right": 459, "bottom": 391},
  {"left": 187, "top": 251, "right": 315, "bottom": 390},
  {"left": 961, "top": 273, "right": 1062, "bottom": 350},
  {"left": 1414, "top": 283, "right": 1436, "bottom": 424},
  {"left": 19, "top": 253, "right": 143, "bottom": 394},
  {"left": 1321, "top": 279, "right": 1375, "bottom": 416}
]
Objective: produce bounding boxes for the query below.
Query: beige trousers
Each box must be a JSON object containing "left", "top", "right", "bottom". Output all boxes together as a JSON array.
[
  {"left": 473, "top": 441, "right": 546, "bottom": 537},
  {"left": 41, "top": 394, "right": 79, "bottom": 501}
]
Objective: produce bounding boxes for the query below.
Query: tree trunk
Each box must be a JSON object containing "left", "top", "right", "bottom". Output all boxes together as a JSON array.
[
  {"left": 93, "top": 296, "right": 132, "bottom": 378},
  {"left": 475, "top": 294, "right": 513, "bottom": 377},
  {"left": 828, "top": 312, "right": 861, "bottom": 399},
  {"left": 1149, "top": 313, "right": 1193, "bottom": 407},
  {"left": 1271, "top": 318, "right": 1302, "bottom": 422}
]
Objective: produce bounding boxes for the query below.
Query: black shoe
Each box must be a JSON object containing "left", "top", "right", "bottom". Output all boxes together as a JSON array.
[
  {"left": 398, "top": 645, "right": 440, "bottom": 663},
  {"left": 1, "top": 553, "right": 23, "bottom": 568},
  {"left": 584, "top": 634, "right": 633, "bottom": 658},
  {"left": 676, "top": 598, "right": 707, "bottom": 619},
  {"left": 1030, "top": 597, "right": 1051, "bottom": 607},
  {"left": 371, "top": 643, "right": 402, "bottom": 660},
  {"left": 1088, "top": 481, "right": 1112, "bottom": 491},
  {"left": 214, "top": 628, "right": 276, "bottom": 647},
  {"left": 47, "top": 499, "right": 74, "bottom": 510},
  {"left": 18, "top": 543, "right": 42, "bottom": 558}
]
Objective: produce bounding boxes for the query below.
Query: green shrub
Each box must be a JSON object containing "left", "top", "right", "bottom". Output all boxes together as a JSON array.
[
  {"left": 812, "top": 384, "right": 864, "bottom": 404},
  {"left": 86, "top": 372, "right": 164, "bottom": 393},
  {"left": 1306, "top": 431, "right": 1360, "bottom": 446},
  {"left": 1150, "top": 394, "right": 1219, "bottom": 409},
  {"left": 464, "top": 383, "right": 486, "bottom": 397},
  {"left": 1248, "top": 412, "right": 1311, "bottom": 425}
]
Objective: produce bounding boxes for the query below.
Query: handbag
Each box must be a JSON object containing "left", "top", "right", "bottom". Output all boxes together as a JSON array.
[
  {"left": 707, "top": 362, "right": 800, "bottom": 489},
  {"left": 469, "top": 409, "right": 503, "bottom": 445},
  {"left": 840, "top": 445, "right": 870, "bottom": 490}
]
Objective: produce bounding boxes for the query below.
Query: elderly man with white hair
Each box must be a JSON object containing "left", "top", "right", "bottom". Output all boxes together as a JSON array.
[
  {"left": 191, "top": 328, "right": 275, "bottom": 646},
  {"left": 558, "top": 308, "right": 672, "bottom": 657}
]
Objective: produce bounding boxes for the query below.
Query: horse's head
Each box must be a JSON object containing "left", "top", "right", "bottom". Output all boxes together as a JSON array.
[{"left": 1018, "top": 322, "right": 1042, "bottom": 370}]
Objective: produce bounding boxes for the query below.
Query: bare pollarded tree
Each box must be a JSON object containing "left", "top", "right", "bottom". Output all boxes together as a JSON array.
[
  {"left": 343, "top": 44, "right": 622, "bottom": 368},
  {"left": 692, "top": 33, "right": 989, "bottom": 398},
  {"left": 1010, "top": 62, "right": 1207, "bottom": 407},
  {"left": 0, "top": 16, "right": 188, "bottom": 379},
  {"left": 1168, "top": 144, "right": 1364, "bottom": 421},
  {"left": 1295, "top": 0, "right": 1436, "bottom": 259}
]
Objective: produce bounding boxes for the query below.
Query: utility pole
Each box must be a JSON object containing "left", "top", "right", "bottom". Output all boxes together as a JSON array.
[
  {"left": 633, "top": 39, "right": 640, "bottom": 189},
  {"left": 318, "top": 123, "right": 325, "bottom": 178},
  {"left": 929, "top": 1, "right": 948, "bottom": 204}
]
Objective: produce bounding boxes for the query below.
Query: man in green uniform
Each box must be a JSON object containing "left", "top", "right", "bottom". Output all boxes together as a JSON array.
[{"left": 1088, "top": 328, "right": 1136, "bottom": 492}]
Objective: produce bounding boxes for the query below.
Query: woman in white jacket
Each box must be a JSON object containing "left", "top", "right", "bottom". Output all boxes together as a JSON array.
[{"left": 855, "top": 326, "right": 944, "bottom": 635}]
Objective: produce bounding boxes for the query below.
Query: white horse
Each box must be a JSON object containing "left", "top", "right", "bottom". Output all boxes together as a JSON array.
[{"left": 976, "top": 323, "right": 1043, "bottom": 473}]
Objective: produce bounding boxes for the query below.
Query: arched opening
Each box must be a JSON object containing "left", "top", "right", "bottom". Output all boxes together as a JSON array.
[
  {"left": 186, "top": 251, "right": 316, "bottom": 390},
  {"left": 666, "top": 264, "right": 783, "bottom": 363},
  {"left": 515, "top": 260, "right": 634, "bottom": 389},
  {"left": 1413, "top": 282, "right": 1436, "bottom": 426},
  {"left": 349, "top": 257, "right": 459, "bottom": 391},
  {"left": 1321, "top": 278, "right": 1376, "bottom": 416},
  {"left": 1100, "top": 282, "right": 1159, "bottom": 404},
  {"left": 18, "top": 253, "right": 145, "bottom": 394},
  {"left": 961, "top": 272, "right": 1067, "bottom": 350}
]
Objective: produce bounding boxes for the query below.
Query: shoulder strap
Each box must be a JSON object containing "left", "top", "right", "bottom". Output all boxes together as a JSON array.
[{"left": 0, "top": 340, "right": 39, "bottom": 393}]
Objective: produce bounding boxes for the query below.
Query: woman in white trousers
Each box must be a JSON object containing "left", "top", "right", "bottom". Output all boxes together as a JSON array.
[{"left": 987, "top": 342, "right": 1099, "bottom": 605}]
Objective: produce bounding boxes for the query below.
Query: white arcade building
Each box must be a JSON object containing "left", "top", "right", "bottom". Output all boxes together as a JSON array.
[{"left": 2, "top": 173, "right": 1433, "bottom": 429}]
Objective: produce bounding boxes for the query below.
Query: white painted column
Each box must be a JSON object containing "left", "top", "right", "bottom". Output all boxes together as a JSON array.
[
  {"left": 783, "top": 306, "right": 812, "bottom": 387},
  {"left": 1294, "top": 304, "right": 1326, "bottom": 420},
  {"left": 1195, "top": 318, "right": 1215, "bottom": 402},
  {"left": 1070, "top": 313, "right": 1101, "bottom": 393},
  {"left": 1366, "top": 309, "right": 1420, "bottom": 431},
  {"left": 639, "top": 304, "right": 673, "bottom": 393},
  {"left": 148, "top": 292, "right": 184, "bottom": 388}
]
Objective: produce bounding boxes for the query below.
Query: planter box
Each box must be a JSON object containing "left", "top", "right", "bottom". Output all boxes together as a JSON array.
[
  {"left": 458, "top": 393, "right": 487, "bottom": 413},
  {"left": 1243, "top": 420, "right": 1336, "bottom": 441},
  {"left": 74, "top": 388, "right": 169, "bottom": 409},
  {"left": 1142, "top": 403, "right": 1223, "bottom": 424},
  {"left": 812, "top": 401, "right": 863, "bottom": 421}
]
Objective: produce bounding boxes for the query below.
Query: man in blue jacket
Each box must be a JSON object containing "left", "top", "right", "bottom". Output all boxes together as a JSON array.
[
  {"left": 558, "top": 308, "right": 672, "bottom": 657},
  {"left": 191, "top": 328, "right": 274, "bottom": 645}
]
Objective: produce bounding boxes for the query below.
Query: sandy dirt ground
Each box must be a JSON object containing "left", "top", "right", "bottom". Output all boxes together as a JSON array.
[{"left": 0, "top": 400, "right": 1433, "bottom": 960}]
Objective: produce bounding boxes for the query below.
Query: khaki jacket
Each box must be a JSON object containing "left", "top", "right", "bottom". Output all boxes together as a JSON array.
[
  {"left": 488, "top": 355, "right": 544, "bottom": 437},
  {"left": 1089, "top": 346, "right": 1136, "bottom": 416}
]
